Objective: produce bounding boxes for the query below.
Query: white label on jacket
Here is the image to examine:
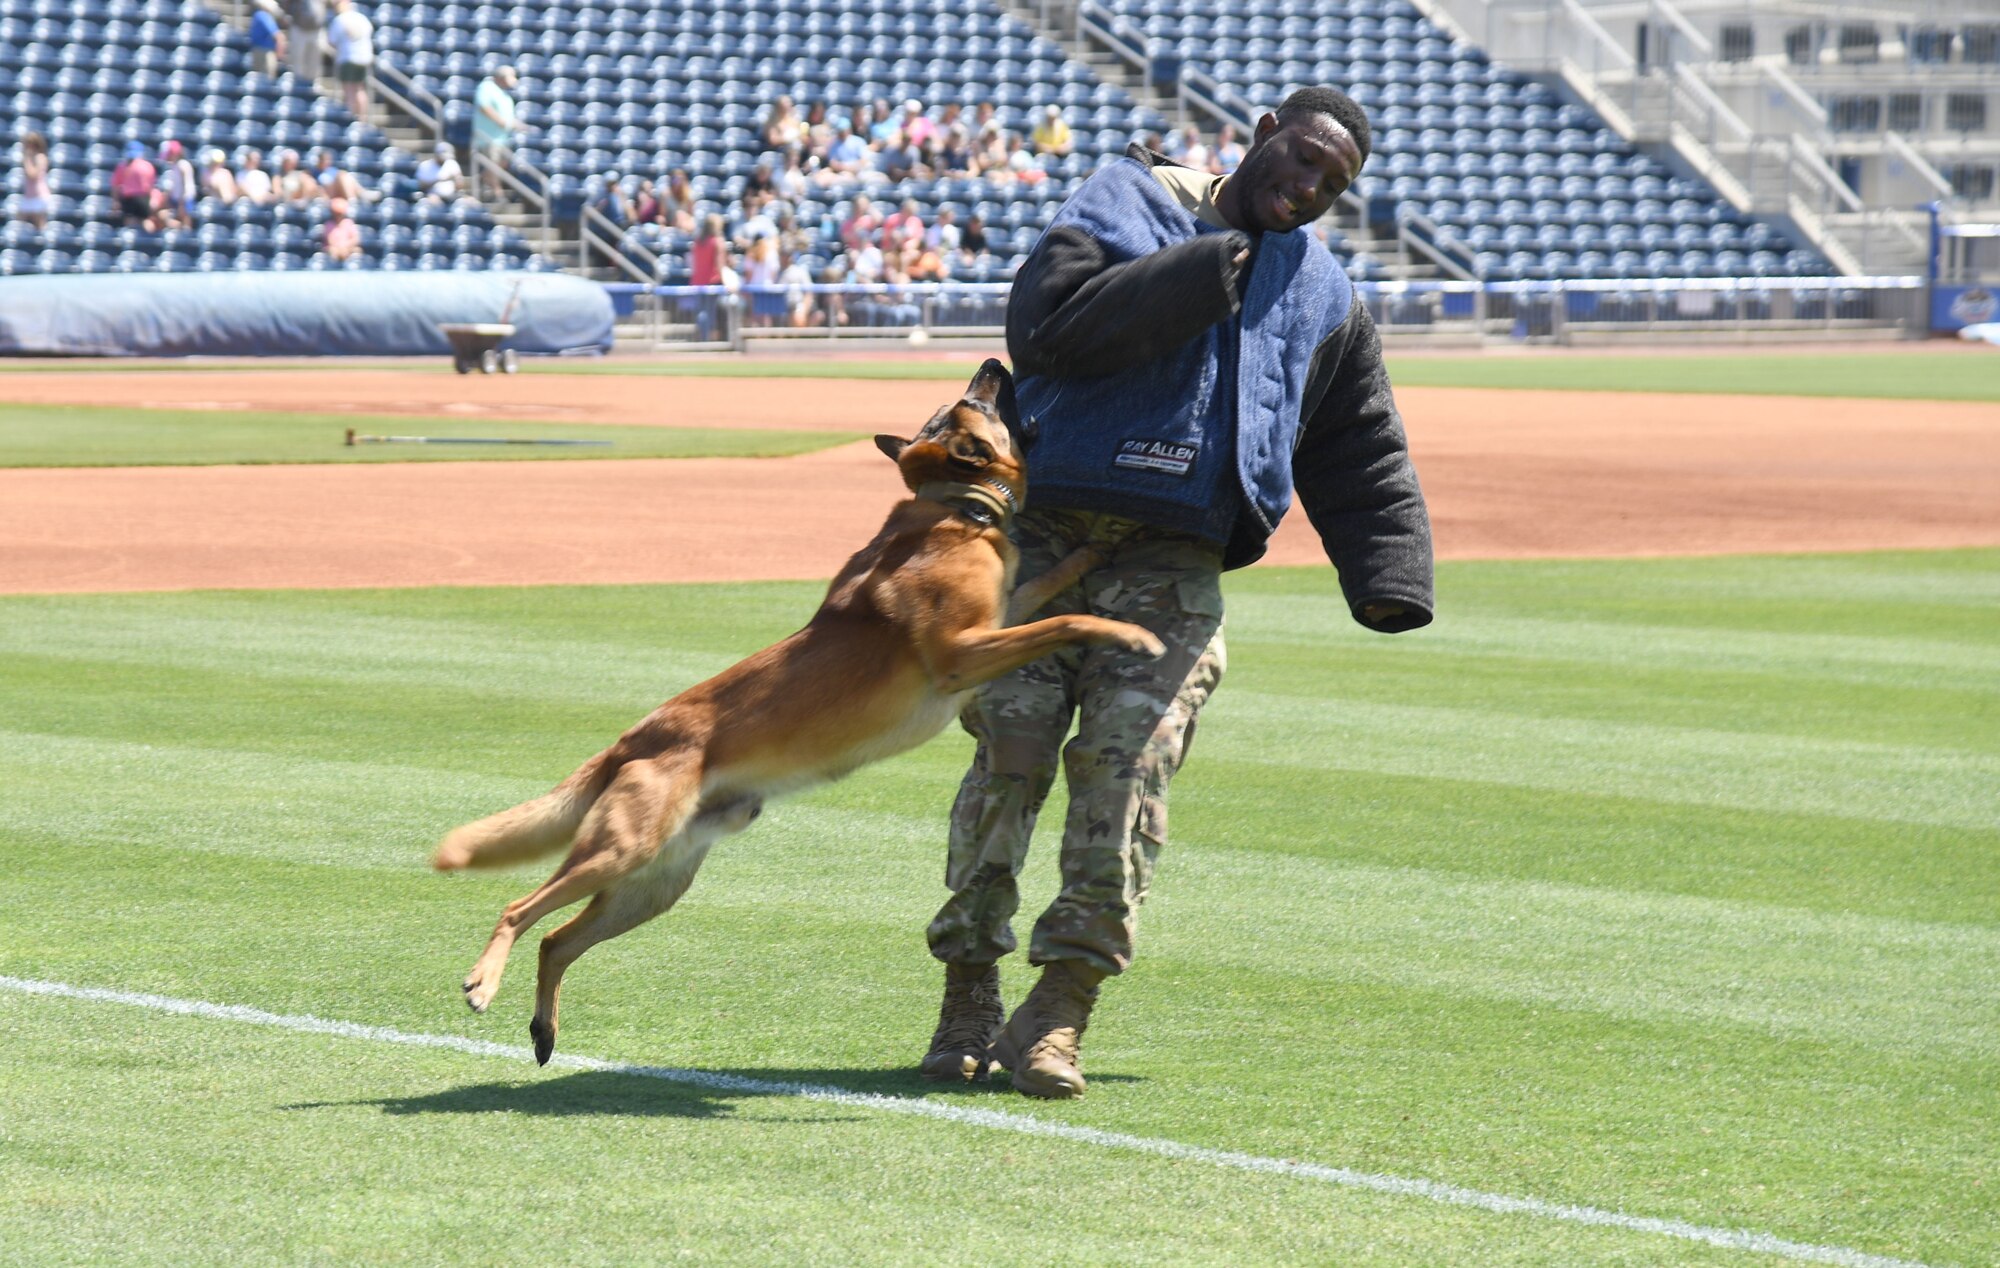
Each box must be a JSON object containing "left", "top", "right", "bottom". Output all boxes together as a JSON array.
[{"left": 1113, "top": 438, "right": 1197, "bottom": 477}]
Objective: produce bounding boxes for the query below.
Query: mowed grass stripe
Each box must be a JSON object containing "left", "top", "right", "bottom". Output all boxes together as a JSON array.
[
  {"left": 0, "top": 999, "right": 1795, "bottom": 1268},
  {"left": 0, "top": 980, "right": 1934, "bottom": 1268},
  {"left": 0, "top": 401, "right": 859, "bottom": 467},
  {"left": 506, "top": 350, "right": 2000, "bottom": 404},
  {"left": 2, "top": 844, "right": 1983, "bottom": 1267},
  {"left": 2, "top": 551, "right": 1994, "bottom": 1264},
  {"left": 1385, "top": 352, "right": 2000, "bottom": 402},
  {"left": 2, "top": 725, "right": 1993, "bottom": 1060}
]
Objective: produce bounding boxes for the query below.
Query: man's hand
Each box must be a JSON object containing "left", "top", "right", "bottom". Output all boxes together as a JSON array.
[{"left": 1361, "top": 602, "right": 1406, "bottom": 624}]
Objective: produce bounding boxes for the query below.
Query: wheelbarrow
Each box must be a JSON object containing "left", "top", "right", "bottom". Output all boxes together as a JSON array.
[
  {"left": 439, "top": 281, "right": 525, "bottom": 374},
  {"left": 439, "top": 323, "right": 519, "bottom": 374}
]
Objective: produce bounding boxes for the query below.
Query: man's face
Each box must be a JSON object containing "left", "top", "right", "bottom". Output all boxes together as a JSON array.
[{"left": 1230, "top": 111, "right": 1364, "bottom": 234}]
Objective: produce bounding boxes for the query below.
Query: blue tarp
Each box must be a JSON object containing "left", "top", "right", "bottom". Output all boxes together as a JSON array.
[{"left": 0, "top": 272, "right": 614, "bottom": 357}]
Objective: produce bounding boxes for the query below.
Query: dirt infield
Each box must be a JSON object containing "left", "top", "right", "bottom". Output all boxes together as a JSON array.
[{"left": 2, "top": 368, "right": 1996, "bottom": 593}]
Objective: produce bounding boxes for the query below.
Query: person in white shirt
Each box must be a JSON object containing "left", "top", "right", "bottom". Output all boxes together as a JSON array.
[
  {"left": 236, "top": 149, "right": 275, "bottom": 204},
  {"left": 327, "top": 0, "right": 374, "bottom": 119},
  {"left": 925, "top": 206, "right": 961, "bottom": 254},
  {"left": 415, "top": 142, "right": 461, "bottom": 203}
]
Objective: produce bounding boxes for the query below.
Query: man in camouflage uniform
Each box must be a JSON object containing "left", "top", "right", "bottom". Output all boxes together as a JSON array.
[{"left": 920, "top": 88, "right": 1434, "bottom": 1098}]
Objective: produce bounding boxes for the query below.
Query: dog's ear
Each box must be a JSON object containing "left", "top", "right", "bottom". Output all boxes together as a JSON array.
[{"left": 874, "top": 434, "right": 909, "bottom": 461}]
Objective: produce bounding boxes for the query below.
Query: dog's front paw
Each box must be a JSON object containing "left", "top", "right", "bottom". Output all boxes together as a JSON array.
[
  {"left": 463, "top": 968, "right": 499, "bottom": 1014},
  {"left": 1104, "top": 624, "right": 1166, "bottom": 659}
]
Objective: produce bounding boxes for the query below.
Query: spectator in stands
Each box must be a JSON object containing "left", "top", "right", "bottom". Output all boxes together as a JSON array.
[
  {"left": 656, "top": 168, "right": 695, "bottom": 231},
  {"left": 415, "top": 142, "right": 460, "bottom": 202},
  {"left": 802, "top": 101, "right": 833, "bottom": 155},
  {"left": 1166, "top": 123, "right": 1210, "bottom": 173},
  {"left": 311, "top": 148, "right": 364, "bottom": 204},
  {"left": 776, "top": 150, "right": 810, "bottom": 201},
  {"left": 733, "top": 190, "right": 778, "bottom": 248},
  {"left": 974, "top": 119, "right": 1009, "bottom": 173},
  {"left": 1032, "top": 104, "right": 1073, "bottom": 156},
  {"left": 874, "top": 130, "right": 921, "bottom": 183},
  {"left": 745, "top": 162, "right": 777, "bottom": 202},
  {"left": 848, "top": 235, "right": 885, "bottom": 283},
  {"left": 237, "top": 149, "right": 275, "bottom": 204},
  {"left": 817, "top": 119, "right": 868, "bottom": 185},
  {"left": 899, "top": 99, "right": 936, "bottom": 149},
  {"left": 926, "top": 205, "right": 961, "bottom": 256},
  {"left": 689, "top": 213, "right": 728, "bottom": 287},
  {"left": 958, "top": 210, "right": 989, "bottom": 264},
  {"left": 1212, "top": 123, "right": 1245, "bottom": 174},
  {"left": 14, "top": 131, "right": 50, "bottom": 230},
  {"left": 112, "top": 142, "right": 157, "bottom": 229},
  {"left": 156, "top": 139, "right": 197, "bottom": 228},
  {"left": 322, "top": 195, "right": 359, "bottom": 262},
  {"left": 881, "top": 196, "right": 924, "bottom": 248},
  {"left": 281, "top": 0, "right": 326, "bottom": 83},
  {"left": 248, "top": 0, "right": 285, "bottom": 77},
  {"left": 903, "top": 232, "right": 948, "bottom": 282},
  {"left": 778, "top": 249, "right": 817, "bottom": 327},
  {"left": 589, "top": 172, "right": 633, "bottom": 227},
  {"left": 840, "top": 194, "right": 882, "bottom": 254},
  {"left": 761, "top": 96, "right": 805, "bottom": 152},
  {"left": 471, "top": 65, "right": 523, "bottom": 194},
  {"left": 867, "top": 99, "right": 900, "bottom": 145},
  {"left": 201, "top": 149, "right": 241, "bottom": 205},
  {"left": 1003, "top": 133, "right": 1047, "bottom": 186},
  {"left": 276, "top": 149, "right": 318, "bottom": 203},
  {"left": 328, "top": 0, "right": 374, "bottom": 119},
  {"left": 742, "top": 234, "right": 781, "bottom": 325},
  {"left": 973, "top": 102, "right": 998, "bottom": 135},
  {"left": 937, "top": 125, "right": 976, "bottom": 178},
  {"left": 774, "top": 205, "right": 812, "bottom": 258}
]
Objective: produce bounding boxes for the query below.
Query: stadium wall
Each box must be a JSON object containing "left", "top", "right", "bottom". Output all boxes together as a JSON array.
[{"left": 0, "top": 274, "right": 614, "bottom": 358}]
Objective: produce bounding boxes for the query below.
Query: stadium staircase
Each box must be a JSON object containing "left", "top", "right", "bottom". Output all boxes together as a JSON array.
[{"left": 1408, "top": 0, "right": 1935, "bottom": 275}]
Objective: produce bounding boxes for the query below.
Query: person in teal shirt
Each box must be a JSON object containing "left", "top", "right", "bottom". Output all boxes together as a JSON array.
[{"left": 471, "top": 65, "right": 521, "bottom": 197}]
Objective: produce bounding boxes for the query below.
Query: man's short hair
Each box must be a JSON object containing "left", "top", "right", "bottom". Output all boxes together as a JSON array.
[{"left": 1275, "top": 86, "right": 1372, "bottom": 166}]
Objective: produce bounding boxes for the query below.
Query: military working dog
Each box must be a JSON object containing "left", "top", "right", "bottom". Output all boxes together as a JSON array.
[{"left": 434, "top": 359, "right": 1163, "bottom": 1063}]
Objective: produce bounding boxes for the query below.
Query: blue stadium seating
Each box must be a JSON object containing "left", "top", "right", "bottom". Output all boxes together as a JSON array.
[
  {"left": 0, "top": 0, "right": 550, "bottom": 274},
  {"left": 0, "top": 0, "right": 1830, "bottom": 283}
]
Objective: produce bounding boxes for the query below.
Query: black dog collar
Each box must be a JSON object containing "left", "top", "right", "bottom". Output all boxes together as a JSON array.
[{"left": 916, "top": 479, "right": 1018, "bottom": 529}]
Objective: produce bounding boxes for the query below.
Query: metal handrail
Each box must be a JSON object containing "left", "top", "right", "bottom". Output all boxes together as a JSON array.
[
  {"left": 1884, "top": 131, "right": 1954, "bottom": 200},
  {"left": 1394, "top": 208, "right": 1478, "bottom": 281},
  {"left": 370, "top": 58, "right": 444, "bottom": 134}
]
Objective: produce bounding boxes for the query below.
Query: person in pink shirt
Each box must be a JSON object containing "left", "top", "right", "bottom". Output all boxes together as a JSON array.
[
  {"left": 323, "top": 196, "right": 360, "bottom": 261},
  {"left": 689, "top": 213, "right": 728, "bottom": 286},
  {"left": 898, "top": 99, "right": 935, "bottom": 148},
  {"left": 111, "top": 141, "right": 158, "bottom": 228},
  {"left": 879, "top": 197, "right": 925, "bottom": 249}
]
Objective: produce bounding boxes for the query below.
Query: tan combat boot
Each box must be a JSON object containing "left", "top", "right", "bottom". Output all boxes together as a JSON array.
[
  {"left": 987, "top": 960, "right": 1106, "bottom": 1099},
  {"left": 919, "top": 962, "right": 1005, "bottom": 1082}
]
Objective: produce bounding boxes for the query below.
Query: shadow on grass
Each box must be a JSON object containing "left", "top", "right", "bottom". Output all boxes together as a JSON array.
[{"left": 283, "top": 1064, "right": 1144, "bottom": 1120}]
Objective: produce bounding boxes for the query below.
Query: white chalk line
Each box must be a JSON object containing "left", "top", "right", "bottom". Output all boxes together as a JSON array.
[{"left": 0, "top": 974, "right": 1931, "bottom": 1268}]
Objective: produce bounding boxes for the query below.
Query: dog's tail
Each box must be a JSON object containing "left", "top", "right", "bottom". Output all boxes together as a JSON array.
[{"left": 431, "top": 750, "right": 619, "bottom": 871}]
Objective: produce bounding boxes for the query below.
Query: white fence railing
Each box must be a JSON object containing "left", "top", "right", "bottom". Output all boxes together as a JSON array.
[{"left": 617, "top": 277, "right": 1929, "bottom": 348}]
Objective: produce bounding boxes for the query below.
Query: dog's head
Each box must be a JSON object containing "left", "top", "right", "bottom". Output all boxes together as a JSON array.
[{"left": 875, "top": 359, "right": 1037, "bottom": 498}]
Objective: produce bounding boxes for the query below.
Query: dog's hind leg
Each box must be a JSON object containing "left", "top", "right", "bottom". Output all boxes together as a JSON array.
[
  {"left": 461, "top": 750, "right": 704, "bottom": 1015},
  {"left": 528, "top": 795, "right": 761, "bottom": 1063}
]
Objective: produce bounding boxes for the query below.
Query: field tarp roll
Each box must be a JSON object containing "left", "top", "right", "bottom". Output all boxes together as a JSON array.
[{"left": 0, "top": 272, "right": 615, "bottom": 357}]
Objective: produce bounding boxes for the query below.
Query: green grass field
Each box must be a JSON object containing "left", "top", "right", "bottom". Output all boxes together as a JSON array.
[
  {"left": 5, "top": 348, "right": 1995, "bottom": 403},
  {"left": 3, "top": 551, "right": 1994, "bottom": 1265},
  {"left": 512, "top": 349, "right": 2000, "bottom": 403},
  {"left": 0, "top": 403, "right": 860, "bottom": 467}
]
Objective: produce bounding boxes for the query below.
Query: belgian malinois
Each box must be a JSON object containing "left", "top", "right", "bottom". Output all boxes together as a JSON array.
[{"left": 434, "top": 359, "right": 1163, "bottom": 1063}]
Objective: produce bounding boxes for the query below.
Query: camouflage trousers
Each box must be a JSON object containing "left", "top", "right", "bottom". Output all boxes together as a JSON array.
[{"left": 927, "top": 508, "right": 1227, "bottom": 976}]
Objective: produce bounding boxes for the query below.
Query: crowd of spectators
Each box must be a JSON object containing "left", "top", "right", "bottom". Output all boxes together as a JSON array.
[
  {"left": 564, "top": 90, "right": 1250, "bottom": 323},
  {"left": 80, "top": 129, "right": 420, "bottom": 262}
]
